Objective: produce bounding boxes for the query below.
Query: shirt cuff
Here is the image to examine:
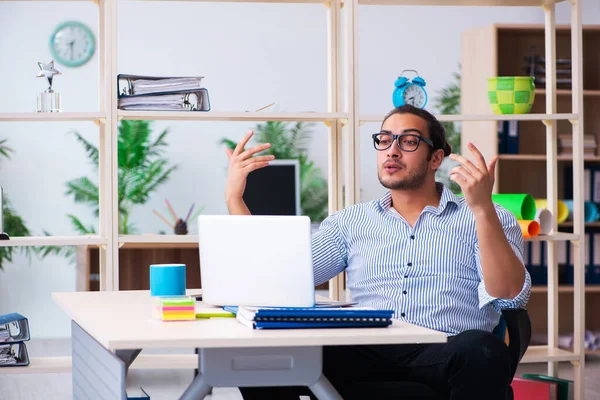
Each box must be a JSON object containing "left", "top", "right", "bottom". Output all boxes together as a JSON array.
[{"left": 478, "top": 269, "right": 532, "bottom": 312}]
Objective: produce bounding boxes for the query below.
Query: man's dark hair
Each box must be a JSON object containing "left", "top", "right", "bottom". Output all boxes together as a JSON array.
[{"left": 381, "top": 105, "right": 452, "bottom": 157}]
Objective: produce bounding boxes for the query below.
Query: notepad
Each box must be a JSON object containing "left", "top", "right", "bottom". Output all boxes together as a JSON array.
[{"left": 154, "top": 296, "right": 196, "bottom": 321}]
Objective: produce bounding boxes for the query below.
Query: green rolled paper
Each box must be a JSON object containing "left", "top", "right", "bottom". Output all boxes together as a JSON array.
[{"left": 491, "top": 194, "right": 536, "bottom": 220}]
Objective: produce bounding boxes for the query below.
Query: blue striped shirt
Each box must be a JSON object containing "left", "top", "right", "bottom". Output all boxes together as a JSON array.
[{"left": 312, "top": 182, "right": 532, "bottom": 336}]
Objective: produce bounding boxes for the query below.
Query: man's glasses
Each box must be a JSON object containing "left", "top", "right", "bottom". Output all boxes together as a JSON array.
[{"left": 372, "top": 133, "right": 435, "bottom": 152}]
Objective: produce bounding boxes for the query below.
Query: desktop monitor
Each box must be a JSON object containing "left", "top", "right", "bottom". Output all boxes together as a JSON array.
[{"left": 243, "top": 159, "right": 300, "bottom": 216}]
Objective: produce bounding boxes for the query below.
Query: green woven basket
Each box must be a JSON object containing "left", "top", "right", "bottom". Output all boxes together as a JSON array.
[{"left": 487, "top": 76, "right": 535, "bottom": 114}]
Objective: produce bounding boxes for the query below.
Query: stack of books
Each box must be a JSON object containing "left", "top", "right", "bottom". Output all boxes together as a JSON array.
[
  {"left": 0, "top": 313, "right": 31, "bottom": 367},
  {"left": 228, "top": 306, "right": 394, "bottom": 330},
  {"left": 117, "top": 74, "right": 211, "bottom": 111},
  {"left": 558, "top": 134, "right": 597, "bottom": 156},
  {"left": 524, "top": 45, "right": 572, "bottom": 89}
]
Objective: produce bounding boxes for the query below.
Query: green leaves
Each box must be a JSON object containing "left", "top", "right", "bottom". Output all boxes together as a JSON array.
[
  {"left": 0, "top": 197, "right": 35, "bottom": 271},
  {"left": 65, "top": 120, "right": 178, "bottom": 236}
]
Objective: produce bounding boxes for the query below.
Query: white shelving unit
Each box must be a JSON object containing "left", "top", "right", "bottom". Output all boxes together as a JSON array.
[{"left": 1, "top": 0, "right": 586, "bottom": 398}]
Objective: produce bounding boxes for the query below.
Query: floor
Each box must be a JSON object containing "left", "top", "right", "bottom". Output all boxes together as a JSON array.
[{"left": 1, "top": 338, "right": 599, "bottom": 399}]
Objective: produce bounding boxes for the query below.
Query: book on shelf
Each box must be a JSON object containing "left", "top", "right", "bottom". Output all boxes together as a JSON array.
[
  {"left": 117, "top": 74, "right": 211, "bottom": 112},
  {"left": 524, "top": 45, "right": 572, "bottom": 89},
  {"left": 558, "top": 134, "right": 597, "bottom": 156},
  {"left": 231, "top": 306, "right": 394, "bottom": 330},
  {"left": 0, "top": 313, "right": 31, "bottom": 367}
]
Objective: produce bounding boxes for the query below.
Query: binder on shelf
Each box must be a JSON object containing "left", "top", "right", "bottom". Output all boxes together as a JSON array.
[
  {"left": 0, "top": 313, "right": 30, "bottom": 343},
  {"left": 498, "top": 121, "right": 507, "bottom": 154},
  {"left": 117, "top": 74, "right": 211, "bottom": 112},
  {"left": 118, "top": 74, "right": 204, "bottom": 96},
  {"left": 233, "top": 306, "right": 394, "bottom": 330},
  {"left": 0, "top": 313, "right": 31, "bottom": 367},
  {"left": 117, "top": 89, "right": 211, "bottom": 111},
  {"left": 502, "top": 120, "right": 519, "bottom": 154}
]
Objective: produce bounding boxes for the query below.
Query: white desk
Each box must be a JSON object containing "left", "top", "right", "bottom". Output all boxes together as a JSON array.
[{"left": 53, "top": 289, "right": 447, "bottom": 400}]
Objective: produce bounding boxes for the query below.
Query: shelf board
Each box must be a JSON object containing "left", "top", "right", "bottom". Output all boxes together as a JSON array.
[
  {"left": 0, "top": 112, "right": 105, "bottom": 122},
  {"left": 358, "top": 0, "right": 566, "bottom": 6},
  {"left": 559, "top": 221, "right": 600, "bottom": 228},
  {"left": 118, "top": 111, "right": 346, "bottom": 122},
  {"left": 360, "top": 113, "right": 577, "bottom": 123},
  {"left": 530, "top": 285, "right": 600, "bottom": 293},
  {"left": 119, "top": 235, "right": 199, "bottom": 247},
  {"left": 498, "top": 154, "right": 600, "bottom": 161},
  {"left": 520, "top": 345, "right": 580, "bottom": 363},
  {"left": 136, "top": 0, "right": 325, "bottom": 3},
  {"left": 0, "top": 354, "right": 197, "bottom": 374},
  {"left": 526, "top": 233, "right": 579, "bottom": 242},
  {"left": 536, "top": 89, "right": 600, "bottom": 97},
  {"left": 0, "top": 235, "right": 106, "bottom": 247}
]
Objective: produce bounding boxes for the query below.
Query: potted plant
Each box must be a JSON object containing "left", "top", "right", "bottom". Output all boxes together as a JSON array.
[{"left": 41, "top": 120, "right": 178, "bottom": 260}]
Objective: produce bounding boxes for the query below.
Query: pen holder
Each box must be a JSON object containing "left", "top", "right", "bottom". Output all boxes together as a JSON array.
[{"left": 149, "top": 264, "right": 186, "bottom": 297}]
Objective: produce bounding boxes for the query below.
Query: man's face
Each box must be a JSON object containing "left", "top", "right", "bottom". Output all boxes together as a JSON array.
[{"left": 376, "top": 113, "right": 434, "bottom": 191}]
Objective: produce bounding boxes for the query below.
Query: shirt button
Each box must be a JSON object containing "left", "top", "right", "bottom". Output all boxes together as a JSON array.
[
  {"left": 410, "top": 235, "right": 415, "bottom": 240},
  {"left": 403, "top": 290, "right": 407, "bottom": 295},
  {"left": 407, "top": 262, "right": 412, "bottom": 267},
  {"left": 401, "top": 313, "right": 406, "bottom": 317}
]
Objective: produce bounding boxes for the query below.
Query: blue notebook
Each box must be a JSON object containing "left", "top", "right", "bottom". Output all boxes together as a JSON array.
[{"left": 234, "top": 306, "right": 394, "bottom": 330}]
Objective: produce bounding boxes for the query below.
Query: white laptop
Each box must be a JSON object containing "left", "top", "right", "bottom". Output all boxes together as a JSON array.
[{"left": 197, "top": 215, "right": 315, "bottom": 307}]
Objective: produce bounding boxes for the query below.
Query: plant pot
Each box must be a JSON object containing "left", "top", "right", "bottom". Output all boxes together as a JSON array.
[{"left": 487, "top": 76, "right": 535, "bottom": 114}]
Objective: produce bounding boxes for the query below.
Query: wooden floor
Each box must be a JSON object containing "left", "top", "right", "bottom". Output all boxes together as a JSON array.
[{"left": 1, "top": 339, "right": 599, "bottom": 400}]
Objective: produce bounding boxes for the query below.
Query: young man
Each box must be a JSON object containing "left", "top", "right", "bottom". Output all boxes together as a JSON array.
[{"left": 225, "top": 105, "right": 531, "bottom": 400}]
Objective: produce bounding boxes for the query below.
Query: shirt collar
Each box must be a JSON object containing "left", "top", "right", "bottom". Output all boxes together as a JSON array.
[{"left": 379, "top": 182, "right": 460, "bottom": 215}]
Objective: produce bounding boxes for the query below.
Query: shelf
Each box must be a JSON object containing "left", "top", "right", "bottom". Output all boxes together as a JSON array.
[
  {"left": 136, "top": 0, "right": 326, "bottom": 3},
  {"left": 536, "top": 89, "right": 600, "bottom": 97},
  {"left": 520, "top": 345, "right": 580, "bottom": 363},
  {"left": 526, "top": 233, "right": 579, "bottom": 242},
  {"left": 360, "top": 113, "right": 578, "bottom": 123},
  {"left": 118, "top": 111, "right": 346, "bottom": 123},
  {"left": 498, "top": 154, "right": 600, "bottom": 162},
  {"left": 0, "top": 354, "right": 197, "bottom": 374},
  {"left": 0, "top": 112, "right": 105, "bottom": 122},
  {"left": 559, "top": 221, "right": 600, "bottom": 228},
  {"left": 119, "top": 235, "right": 199, "bottom": 247},
  {"left": 0, "top": 357, "right": 71, "bottom": 375},
  {"left": 358, "top": 0, "right": 566, "bottom": 6},
  {"left": 530, "top": 285, "right": 600, "bottom": 293},
  {"left": 0, "top": 235, "right": 106, "bottom": 247}
]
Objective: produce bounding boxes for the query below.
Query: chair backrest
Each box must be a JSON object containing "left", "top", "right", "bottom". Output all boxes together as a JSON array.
[{"left": 493, "top": 315, "right": 507, "bottom": 340}]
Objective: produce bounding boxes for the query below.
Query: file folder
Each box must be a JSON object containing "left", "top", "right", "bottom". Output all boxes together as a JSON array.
[{"left": 0, "top": 313, "right": 31, "bottom": 367}]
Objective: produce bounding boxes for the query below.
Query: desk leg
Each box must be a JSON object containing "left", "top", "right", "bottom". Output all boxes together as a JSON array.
[
  {"left": 309, "top": 374, "right": 343, "bottom": 400},
  {"left": 179, "top": 373, "right": 213, "bottom": 400},
  {"left": 115, "top": 349, "right": 142, "bottom": 375}
]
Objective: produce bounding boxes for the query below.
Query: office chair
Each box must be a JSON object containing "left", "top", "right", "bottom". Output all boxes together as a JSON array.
[{"left": 346, "top": 308, "right": 532, "bottom": 400}]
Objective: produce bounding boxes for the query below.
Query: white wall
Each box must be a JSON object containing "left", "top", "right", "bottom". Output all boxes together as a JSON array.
[{"left": 0, "top": 1, "right": 597, "bottom": 341}]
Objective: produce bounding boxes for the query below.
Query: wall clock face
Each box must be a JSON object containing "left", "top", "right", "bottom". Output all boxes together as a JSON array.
[{"left": 50, "top": 21, "right": 95, "bottom": 67}]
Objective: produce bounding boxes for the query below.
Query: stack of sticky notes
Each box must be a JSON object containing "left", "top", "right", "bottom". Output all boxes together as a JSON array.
[{"left": 154, "top": 296, "right": 195, "bottom": 321}]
